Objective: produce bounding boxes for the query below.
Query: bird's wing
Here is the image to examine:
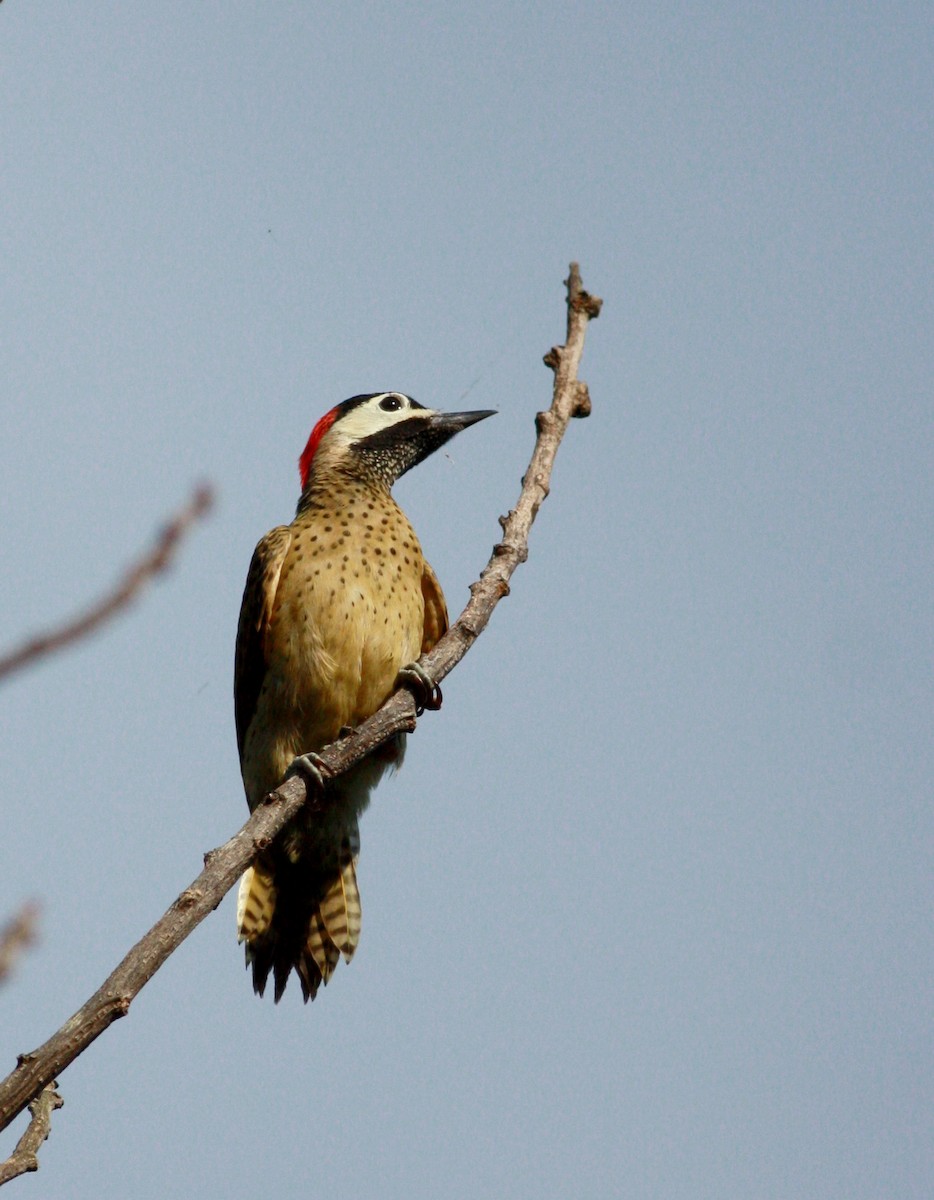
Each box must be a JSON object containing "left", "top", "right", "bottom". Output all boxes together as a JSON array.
[
  {"left": 420, "top": 559, "right": 449, "bottom": 654},
  {"left": 234, "top": 525, "right": 292, "bottom": 760}
]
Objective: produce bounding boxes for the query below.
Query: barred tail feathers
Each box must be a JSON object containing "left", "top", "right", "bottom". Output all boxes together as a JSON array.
[
  {"left": 319, "top": 830, "right": 362, "bottom": 958},
  {"left": 237, "top": 862, "right": 276, "bottom": 943},
  {"left": 238, "top": 827, "right": 362, "bottom": 1003}
]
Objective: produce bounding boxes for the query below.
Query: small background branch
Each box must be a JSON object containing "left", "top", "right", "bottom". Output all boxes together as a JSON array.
[
  {"left": 0, "top": 1084, "right": 63, "bottom": 1187},
  {"left": 0, "top": 484, "right": 214, "bottom": 685},
  {"left": 0, "top": 905, "right": 40, "bottom": 990},
  {"left": 0, "top": 265, "right": 600, "bottom": 1143}
]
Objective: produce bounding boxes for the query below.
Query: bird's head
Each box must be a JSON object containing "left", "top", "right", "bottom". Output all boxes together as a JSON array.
[{"left": 298, "top": 392, "right": 495, "bottom": 493}]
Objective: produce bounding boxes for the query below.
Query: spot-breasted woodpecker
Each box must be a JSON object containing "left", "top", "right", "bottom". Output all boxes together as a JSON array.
[{"left": 234, "top": 392, "right": 494, "bottom": 1001}]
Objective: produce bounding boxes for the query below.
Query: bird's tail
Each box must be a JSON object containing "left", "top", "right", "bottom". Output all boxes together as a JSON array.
[{"left": 237, "top": 821, "right": 362, "bottom": 1002}]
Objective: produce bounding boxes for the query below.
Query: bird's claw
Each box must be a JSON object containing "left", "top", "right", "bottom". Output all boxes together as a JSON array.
[
  {"left": 287, "top": 751, "right": 328, "bottom": 794},
  {"left": 397, "top": 662, "right": 443, "bottom": 715}
]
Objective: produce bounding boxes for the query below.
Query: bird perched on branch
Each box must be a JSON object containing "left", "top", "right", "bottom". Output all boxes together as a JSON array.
[{"left": 234, "top": 392, "right": 494, "bottom": 1001}]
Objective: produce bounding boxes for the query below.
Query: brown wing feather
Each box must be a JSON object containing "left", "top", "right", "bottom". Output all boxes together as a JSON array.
[
  {"left": 234, "top": 525, "right": 292, "bottom": 760},
  {"left": 420, "top": 559, "right": 449, "bottom": 654}
]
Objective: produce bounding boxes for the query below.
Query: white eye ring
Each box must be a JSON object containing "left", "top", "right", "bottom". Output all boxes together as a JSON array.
[{"left": 379, "top": 394, "right": 404, "bottom": 412}]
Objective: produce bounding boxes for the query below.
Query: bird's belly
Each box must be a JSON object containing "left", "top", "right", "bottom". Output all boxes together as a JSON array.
[
  {"left": 281, "top": 571, "right": 423, "bottom": 717},
  {"left": 243, "top": 566, "right": 423, "bottom": 804}
]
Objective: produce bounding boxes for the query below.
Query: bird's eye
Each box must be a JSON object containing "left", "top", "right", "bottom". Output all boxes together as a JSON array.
[{"left": 379, "top": 394, "right": 404, "bottom": 412}]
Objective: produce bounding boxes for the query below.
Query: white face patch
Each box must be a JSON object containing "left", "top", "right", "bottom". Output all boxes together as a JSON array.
[{"left": 324, "top": 393, "right": 436, "bottom": 448}]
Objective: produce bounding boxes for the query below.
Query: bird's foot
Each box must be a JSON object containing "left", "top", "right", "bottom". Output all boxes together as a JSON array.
[
  {"left": 287, "top": 751, "right": 329, "bottom": 795},
  {"left": 397, "top": 662, "right": 443, "bottom": 715}
]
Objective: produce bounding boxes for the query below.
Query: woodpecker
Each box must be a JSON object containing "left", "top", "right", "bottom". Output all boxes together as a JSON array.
[{"left": 234, "top": 392, "right": 494, "bottom": 1002}]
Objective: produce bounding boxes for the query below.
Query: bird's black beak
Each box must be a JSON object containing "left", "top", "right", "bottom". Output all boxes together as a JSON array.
[
  {"left": 426, "top": 409, "right": 497, "bottom": 434},
  {"left": 399, "top": 408, "right": 495, "bottom": 469}
]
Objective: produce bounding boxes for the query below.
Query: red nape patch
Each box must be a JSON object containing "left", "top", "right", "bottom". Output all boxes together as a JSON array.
[{"left": 299, "top": 408, "right": 339, "bottom": 488}]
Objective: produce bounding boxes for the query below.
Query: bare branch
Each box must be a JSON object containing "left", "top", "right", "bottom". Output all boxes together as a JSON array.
[
  {"left": 0, "top": 485, "right": 214, "bottom": 685},
  {"left": 0, "top": 905, "right": 40, "bottom": 989},
  {"left": 0, "top": 265, "right": 600, "bottom": 1135},
  {"left": 0, "top": 1083, "right": 63, "bottom": 1187}
]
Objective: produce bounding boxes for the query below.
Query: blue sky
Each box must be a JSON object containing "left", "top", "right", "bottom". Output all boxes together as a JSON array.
[{"left": 2, "top": 4, "right": 931, "bottom": 1198}]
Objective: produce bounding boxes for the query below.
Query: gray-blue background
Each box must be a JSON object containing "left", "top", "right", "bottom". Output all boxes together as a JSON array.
[{"left": 2, "top": 4, "right": 931, "bottom": 1197}]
